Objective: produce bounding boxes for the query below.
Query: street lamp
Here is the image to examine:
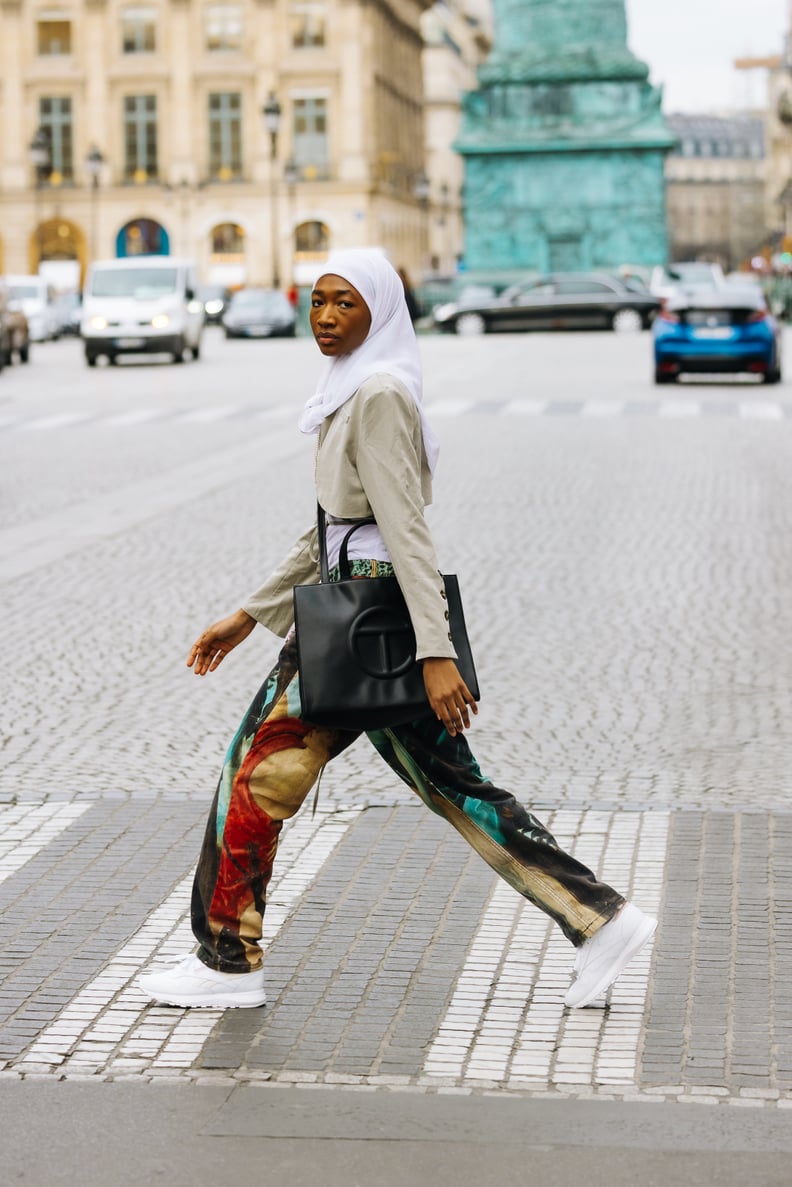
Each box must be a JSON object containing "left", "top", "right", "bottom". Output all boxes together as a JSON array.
[
  {"left": 262, "top": 92, "right": 282, "bottom": 288},
  {"left": 84, "top": 144, "right": 105, "bottom": 262},
  {"left": 29, "top": 128, "right": 51, "bottom": 272}
]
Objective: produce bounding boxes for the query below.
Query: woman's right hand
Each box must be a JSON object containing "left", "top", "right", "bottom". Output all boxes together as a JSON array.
[{"left": 187, "top": 609, "right": 257, "bottom": 675}]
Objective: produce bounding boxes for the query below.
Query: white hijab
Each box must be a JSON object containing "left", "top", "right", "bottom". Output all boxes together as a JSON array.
[{"left": 298, "top": 248, "right": 440, "bottom": 474}]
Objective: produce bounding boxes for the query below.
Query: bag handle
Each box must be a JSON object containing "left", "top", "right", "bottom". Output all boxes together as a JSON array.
[{"left": 317, "top": 504, "right": 376, "bottom": 583}]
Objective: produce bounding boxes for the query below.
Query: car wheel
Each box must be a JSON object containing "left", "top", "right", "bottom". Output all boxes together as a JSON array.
[
  {"left": 192, "top": 340, "right": 201, "bottom": 360},
  {"left": 612, "top": 308, "right": 643, "bottom": 333},
  {"left": 86, "top": 353, "right": 97, "bottom": 367},
  {"left": 172, "top": 337, "right": 186, "bottom": 363},
  {"left": 654, "top": 367, "right": 676, "bottom": 384},
  {"left": 763, "top": 365, "right": 782, "bottom": 385},
  {"left": 455, "top": 312, "right": 486, "bottom": 336},
  {"left": 19, "top": 343, "right": 30, "bottom": 363}
]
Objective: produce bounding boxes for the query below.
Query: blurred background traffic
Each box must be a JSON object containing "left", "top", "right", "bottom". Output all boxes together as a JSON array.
[{"left": 2, "top": 0, "right": 792, "bottom": 384}]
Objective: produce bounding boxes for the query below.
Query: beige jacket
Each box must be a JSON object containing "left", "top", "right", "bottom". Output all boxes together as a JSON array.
[{"left": 242, "top": 373, "right": 456, "bottom": 660}]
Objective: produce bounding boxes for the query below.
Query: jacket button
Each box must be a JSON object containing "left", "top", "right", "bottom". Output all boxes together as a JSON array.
[
  {"left": 440, "top": 589, "right": 447, "bottom": 599},
  {"left": 447, "top": 631, "right": 453, "bottom": 641},
  {"left": 444, "top": 610, "right": 450, "bottom": 621}
]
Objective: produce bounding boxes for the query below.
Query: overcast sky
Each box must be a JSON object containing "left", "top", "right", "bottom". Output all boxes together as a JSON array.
[{"left": 625, "top": 0, "right": 788, "bottom": 113}]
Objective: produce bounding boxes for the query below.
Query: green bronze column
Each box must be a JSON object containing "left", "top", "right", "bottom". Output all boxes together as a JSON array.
[{"left": 456, "top": 0, "right": 676, "bottom": 274}]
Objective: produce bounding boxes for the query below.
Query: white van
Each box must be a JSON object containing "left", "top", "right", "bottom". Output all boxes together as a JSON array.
[
  {"left": 81, "top": 257, "right": 204, "bottom": 366},
  {"left": 5, "top": 275, "right": 59, "bottom": 342}
]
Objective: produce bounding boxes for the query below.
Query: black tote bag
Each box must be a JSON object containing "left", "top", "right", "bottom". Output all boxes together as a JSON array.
[{"left": 293, "top": 506, "right": 479, "bottom": 731}]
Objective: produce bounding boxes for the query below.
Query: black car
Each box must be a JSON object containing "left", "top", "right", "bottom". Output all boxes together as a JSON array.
[
  {"left": 432, "top": 272, "right": 660, "bottom": 335},
  {"left": 222, "top": 288, "right": 296, "bottom": 338}
]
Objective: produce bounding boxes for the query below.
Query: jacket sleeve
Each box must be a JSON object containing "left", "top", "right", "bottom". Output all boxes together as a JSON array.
[
  {"left": 241, "top": 522, "right": 320, "bottom": 637},
  {"left": 353, "top": 388, "right": 457, "bottom": 661}
]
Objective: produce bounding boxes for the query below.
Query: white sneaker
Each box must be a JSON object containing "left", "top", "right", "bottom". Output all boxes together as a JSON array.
[
  {"left": 564, "top": 903, "right": 657, "bottom": 1008},
  {"left": 137, "top": 953, "right": 267, "bottom": 1008}
]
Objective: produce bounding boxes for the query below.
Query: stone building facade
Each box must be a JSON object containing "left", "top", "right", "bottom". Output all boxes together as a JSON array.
[
  {"left": 665, "top": 113, "right": 767, "bottom": 269},
  {"left": 0, "top": 0, "right": 446, "bottom": 287}
]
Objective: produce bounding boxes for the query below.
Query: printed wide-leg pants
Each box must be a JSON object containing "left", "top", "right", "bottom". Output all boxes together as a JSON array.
[{"left": 191, "top": 632, "right": 625, "bottom": 973}]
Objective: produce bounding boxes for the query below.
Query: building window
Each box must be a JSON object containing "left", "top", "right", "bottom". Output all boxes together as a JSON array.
[
  {"left": 123, "top": 95, "right": 158, "bottom": 181},
  {"left": 208, "top": 93, "right": 242, "bottom": 179},
  {"left": 122, "top": 7, "right": 157, "bottom": 53},
  {"left": 295, "top": 220, "right": 329, "bottom": 253},
  {"left": 37, "top": 18, "right": 72, "bottom": 55},
  {"left": 205, "top": 4, "right": 243, "bottom": 51},
  {"left": 211, "top": 223, "right": 245, "bottom": 254},
  {"left": 39, "top": 97, "right": 73, "bottom": 181},
  {"left": 290, "top": 1, "right": 326, "bottom": 47},
  {"left": 292, "top": 96, "right": 328, "bottom": 179}
]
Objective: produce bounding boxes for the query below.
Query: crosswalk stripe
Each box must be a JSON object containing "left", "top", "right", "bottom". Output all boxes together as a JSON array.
[
  {"left": 427, "top": 400, "right": 474, "bottom": 416},
  {"left": 0, "top": 803, "right": 91, "bottom": 885},
  {"left": 739, "top": 401, "right": 784, "bottom": 420},
  {"left": 501, "top": 399, "right": 548, "bottom": 415},
  {"left": 658, "top": 401, "right": 701, "bottom": 417},
  {"left": 580, "top": 401, "right": 626, "bottom": 417},
  {"left": 3, "top": 402, "right": 790, "bottom": 431},
  {"left": 16, "top": 806, "right": 361, "bottom": 1075},
  {"left": 422, "top": 809, "right": 669, "bottom": 1087}
]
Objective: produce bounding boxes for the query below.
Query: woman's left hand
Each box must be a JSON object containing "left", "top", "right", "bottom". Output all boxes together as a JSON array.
[{"left": 422, "top": 658, "right": 478, "bottom": 736}]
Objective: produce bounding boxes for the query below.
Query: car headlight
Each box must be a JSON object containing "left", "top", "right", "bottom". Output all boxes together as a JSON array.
[
  {"left": 205, "top": 300, "right": 223, "bottom": 315},
  {"left": 89, "top": 315, "right": 108, "bottom": 330},
  {"left": 151, "top": 313, "right": 170, "bottom": 329}
]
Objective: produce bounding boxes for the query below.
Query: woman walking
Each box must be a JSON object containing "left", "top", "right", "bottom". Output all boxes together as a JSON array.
[{"left": 139, "top": 249, "right": 656, "bottom": 1011}]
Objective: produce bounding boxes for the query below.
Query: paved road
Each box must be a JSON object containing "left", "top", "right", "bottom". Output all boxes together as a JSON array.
[{"left": 2, "top": 327, "right": 792, "bottom": 1185}]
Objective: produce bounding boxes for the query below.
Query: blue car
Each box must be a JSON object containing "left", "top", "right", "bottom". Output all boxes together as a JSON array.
[{"left": 653, "top": 286, "right": 782, "bottom": 385}]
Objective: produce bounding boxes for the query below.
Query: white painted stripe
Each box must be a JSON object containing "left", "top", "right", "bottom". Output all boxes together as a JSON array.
[
  {"left": 0, "top": 803, "right": 90, "bottom": 886},
  {"left": 739, "top": 401, "right": 783, "bottom": 421},
  {"left": 176, "top": 406, "right": 241, "bottom": 423},
  {"left": 254, "top": 406, "right": 294, "bottom": 420},
  {"left": 428, "top": 400, "right": 474, "bottom": 416},
  {"left": 19, "top": 807, "right": 361, "bottom": 1074},
  {"left": 658, "top": 401, "right": 700, "bottom": 417},
  {"left": 580, "top": 401, "right": 626, "bottom": 417},
  {"left": 501, "top": 399, "right": 548, "bottom": 415},
  {"left": 0, "top": 426, "right": 302, "bottom": 583},
  {"left": 423, "top": 809, "right": 669, "bottom": 1088},
  {"left": 20, "top": 413, "right": 92, "bottom": 430},
  {"left": 102, "top": 410, "right": 163, "bottom": 427}
]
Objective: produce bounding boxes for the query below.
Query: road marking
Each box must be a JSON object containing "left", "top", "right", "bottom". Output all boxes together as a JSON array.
[
  {"left": 658, "top": 401, "right": 701, "bottom": 417},
  {"left": 422, "top": 809, "right": 669, "bottom": 1087},
  {"left": 0, "top": 803, "right": 90, "bottom": 886},
  {"left": 502, "top": 399, "right": 548, "bottom": 415},
  {"left": 580, "top": 401, "right": 626, "bottom": 417},
  {"left": 19, "top": 413, "right": 93, "bottom": 430},
  {"left": 0, "top": 426, "right": 305, "bottom": 582},
  {"left": 15, "top": 807, "right": 361, "bottom": 1076},
  {"left": 739, "top": 401, "right": 784, "bottom": 420},
  {"left": 177, "top": 406, "right": 243, "bottom": 423},
  {"left": 2, "top": 401, "right": 791, "bottom": 433},
  {"left": 428, "top": 400, "right": 474, "bottom": 416},
  {"left": 101, "top": 410, "right": 164, "bottom": 427}
]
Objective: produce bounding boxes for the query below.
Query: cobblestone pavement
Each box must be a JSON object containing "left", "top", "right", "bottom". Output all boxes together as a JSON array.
[{"left": 2, "top": 330, "right": 792, "bottom": 1112}]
